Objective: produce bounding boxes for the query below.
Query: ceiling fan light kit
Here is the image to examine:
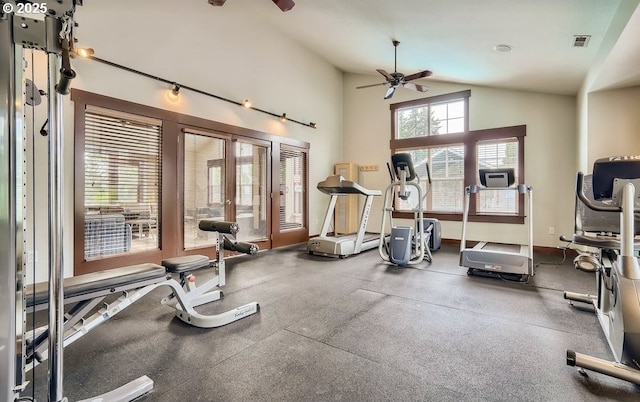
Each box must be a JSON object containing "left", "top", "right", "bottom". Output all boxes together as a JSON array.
[
  {"left": 356, "top": 39, "right": 432, "bottom": 99},
  {"left": 208, "top": 0, "right": 295, "bottom": 12}
]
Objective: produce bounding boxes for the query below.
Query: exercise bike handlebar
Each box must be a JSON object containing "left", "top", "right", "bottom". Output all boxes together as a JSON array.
[{"left": 576, "top": 172, "right": 620, "bottom": 213}]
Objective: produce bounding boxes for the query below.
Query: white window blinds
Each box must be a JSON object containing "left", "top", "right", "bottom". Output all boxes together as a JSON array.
[
  {"left": 83, "top": 106, "right": 161, "bottom": 259},
  {"left": 477, "top": 138, "right": 518, "bottom": 214},
  {"left": 279, "top": 146, "right": 306, "bottom": 230}
]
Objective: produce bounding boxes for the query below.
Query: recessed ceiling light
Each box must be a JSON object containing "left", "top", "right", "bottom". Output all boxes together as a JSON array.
[{"left": 493, "top": 44, "right": 513, "bottom": 53}]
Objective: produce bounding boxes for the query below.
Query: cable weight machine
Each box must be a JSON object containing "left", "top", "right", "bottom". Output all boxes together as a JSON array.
[{"left": 1, "top": 2, "right": 153, "bottom": 400}]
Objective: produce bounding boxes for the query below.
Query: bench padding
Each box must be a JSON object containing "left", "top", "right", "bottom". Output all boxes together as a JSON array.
[
  {"left": 198, "top": 220, "right": 239, "bottom": 234},
  {"left": 162, "top": 255, "right": 210, "bottom": 273},
  {"left": 26, "top": 263, "right": 166, "bottom": 308}
]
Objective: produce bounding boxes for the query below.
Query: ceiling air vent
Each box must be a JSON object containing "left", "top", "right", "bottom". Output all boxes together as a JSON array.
[{"left": 573, "top": 35, "right": 591, "bottom": 48}]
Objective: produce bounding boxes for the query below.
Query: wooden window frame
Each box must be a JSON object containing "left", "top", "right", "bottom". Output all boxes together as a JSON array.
[
  {"left": 390, "top": 90, "right": 526, "bottom": 224},
  {"left": 72, "top": 89, "right": 309, "bottom": 274}
]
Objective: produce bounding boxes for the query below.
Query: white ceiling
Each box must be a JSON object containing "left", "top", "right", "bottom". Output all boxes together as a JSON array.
[
  {"left": 77, "top": 0, "right": 640, "bottom": 96},
  {"left": 252, "top": 0, "right": 640, "bottom": 95}
]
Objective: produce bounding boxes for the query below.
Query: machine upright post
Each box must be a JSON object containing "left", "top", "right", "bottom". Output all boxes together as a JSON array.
[
  {"left": 47, "top": 48, "right": 66, "bottom": 402},
  {"left": 528, "top": 187, "right": 533, "bottom": 269},
  {"left": 460, "top": 187, "right": 471, "bottom": 253},
  {"left": 619, "top": 182, "right": 640, "bottom": 279},
  {"left": 0, "top": 12, "right": 24, "bottom": 402},
  {"left": 620, "top": 183, "right": 635, "bottom": 258}
]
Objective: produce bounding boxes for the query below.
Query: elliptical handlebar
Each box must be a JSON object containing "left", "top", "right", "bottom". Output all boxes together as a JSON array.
[{"left": 576, "top": 172, "right": 620, "bottom": 213}]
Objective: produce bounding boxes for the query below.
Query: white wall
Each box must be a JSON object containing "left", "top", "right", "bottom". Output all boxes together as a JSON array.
[
  {"left": 26, "top": 1, "right": 344, "bottom": 281},
  {"left": 587, "top": 86, "right": 640, "bottom": 166},
  {"left": 343, "top": 73, "right": 577, "bottom": 248}
]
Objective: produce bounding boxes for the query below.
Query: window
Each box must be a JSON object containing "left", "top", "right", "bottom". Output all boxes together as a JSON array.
[
  {"left": 279, "top": 145, "right": 307, "bottom": 230},
  {"left": 477, "top": 138, "right": 519, "bottom": 214},
  {"left": 83, "top": 106, "right": 161, "bottom": 259},
  {"left": 396, "top": 98, "right": 465, "bottom": 138},
  {"left": 390, "top": 90, "right": 526, "bottom": 223}
]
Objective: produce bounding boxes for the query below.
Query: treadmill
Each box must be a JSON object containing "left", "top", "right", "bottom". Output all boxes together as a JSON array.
[
  {"left": 459, "top": 168, "right": 534, "bottom": 281},
  {"left": 308, "top": 175, "right": 382, "bottom": 258}
]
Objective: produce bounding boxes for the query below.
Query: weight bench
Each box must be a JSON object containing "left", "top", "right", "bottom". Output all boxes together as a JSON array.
[{"left": 25, "top": 220, "right": 260, "bottom": 373}]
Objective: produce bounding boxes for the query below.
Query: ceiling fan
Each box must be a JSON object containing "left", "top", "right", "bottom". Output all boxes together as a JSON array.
[
  {"left": 208, "top": 0, "right": 295, "bottom": 12},
  {"left": 357, "top": 40, "right": 432, "bottom": 99}
]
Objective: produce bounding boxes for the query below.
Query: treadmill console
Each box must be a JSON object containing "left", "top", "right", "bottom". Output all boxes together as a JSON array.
[
  {"left": 592, "top": 156, "right": 640, "bottom": 200},
  {"left": 479, "top": 168, "right": 515, "bottom": 188}
]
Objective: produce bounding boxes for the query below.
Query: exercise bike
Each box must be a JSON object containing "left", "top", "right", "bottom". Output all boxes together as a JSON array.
[
  {"left": 563, "top": 156, "right": 640, "bottom": 385},
  {"left": 378, "top": 153, "right": 440, "bottom": 266}
]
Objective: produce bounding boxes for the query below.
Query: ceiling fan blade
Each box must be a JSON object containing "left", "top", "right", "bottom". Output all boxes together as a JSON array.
[
  {"left": 384, "top": 86, "right": 397, "bottom": 99},
  {"left": 273, "top": 0, "right": 295, "bottom": 11},
  {"left": 403, "top": 82, "right": 429, "bottom": 92},
  {"left": 376, "top": 69, "right": 393, "bottom": 81},
  {"left": 356, "top": 82, "right": 388, "bottom": 89},
  {"left": 403, "top": 70, "right": 433, "bottom": 82},
  {"left": 208, "top": 0, "right": 227, "bottom": 5}
]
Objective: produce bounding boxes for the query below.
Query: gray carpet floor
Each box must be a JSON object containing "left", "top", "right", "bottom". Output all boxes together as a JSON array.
[{"left": 24, "top": 243, "right": 640, "bottom": 401}]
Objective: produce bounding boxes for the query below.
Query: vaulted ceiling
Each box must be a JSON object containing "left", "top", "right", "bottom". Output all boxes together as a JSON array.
[{"left": 77, "top": 0, "right": 640, "bottom": 95}]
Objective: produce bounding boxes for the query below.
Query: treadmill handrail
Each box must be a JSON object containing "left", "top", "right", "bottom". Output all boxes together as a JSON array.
[{"left": 317, "top": 175, "right": 382, "bottom": 196}]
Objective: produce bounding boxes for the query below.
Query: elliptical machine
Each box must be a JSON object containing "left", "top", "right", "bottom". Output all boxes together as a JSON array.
[
  {"left": 378, "top": 153, "right": 439, "bottom": 266},
  {"left": 563, "top": 156, "right": 640, "bottom": 385}
]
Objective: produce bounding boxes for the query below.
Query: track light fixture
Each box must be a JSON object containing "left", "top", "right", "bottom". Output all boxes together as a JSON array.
[
  {"left": 167, "top": 84, "right": 180, "bottom": 101},
  {"left": 76, "top": 47, "right": 95, "bottom": 58},
  {"left": 82, "top": 55, "right": 316, "bottom": 128}
]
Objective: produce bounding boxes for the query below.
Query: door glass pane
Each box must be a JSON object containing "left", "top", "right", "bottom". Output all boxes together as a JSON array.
[
  {"left": 235, "top": 142, "right": 268, "bottom": 242},
  {"left": 184, "top": 133, "right": 225, "bottom": 249}
]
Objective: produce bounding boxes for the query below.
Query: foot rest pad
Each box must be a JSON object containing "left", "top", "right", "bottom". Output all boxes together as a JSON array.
[{"left": 162, "top": 255, "right": 210, "bottom": 273}]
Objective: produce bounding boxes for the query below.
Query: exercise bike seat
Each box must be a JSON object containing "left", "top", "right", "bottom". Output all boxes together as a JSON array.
[{"left": 162, "top": 255, "right": 210, "bottom": 273}]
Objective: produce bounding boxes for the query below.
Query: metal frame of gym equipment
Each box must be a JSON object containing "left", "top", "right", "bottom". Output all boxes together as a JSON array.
[
  {"left": 308, "top": 175, "right": 382, "bottom": 258},
  {"left": 0, "top": 3, "right": 133, "bottom": 401},
  {"left": 24, "top": 223, "right": 259, "bottom": 374},
  {"left": 1, "top": 2, "right": 155, "bottom": 400},
  {"left": 459, "top": 168, "right": 534, "bottom": 281},
  {"left": 1, "top": 2, "right": 156, "bottom": 400},
  {"left": 563, "top": 157, "right": 640, "bottom": 385},
  {"left": 378, "top": 153, "right": 434, "bottom": 266},
  {"left": 0, "top": 3, "right": 257, "bottom": 400}
]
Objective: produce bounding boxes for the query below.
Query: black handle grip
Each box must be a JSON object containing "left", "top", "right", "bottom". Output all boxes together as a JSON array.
[
  {"left": 55, "top": 67, "right": 76, "bottom": 95},
  {"left": 222, "top": 237, "right": 259, "bottom": 255}
]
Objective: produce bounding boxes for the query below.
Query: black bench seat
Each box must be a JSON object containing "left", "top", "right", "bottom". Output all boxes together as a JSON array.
[
  {"left": 162, "top": 255, "right": 210, "bottom": 273},
  {"left": 26, "top": 263, "right": 167, "bottom": 309}
]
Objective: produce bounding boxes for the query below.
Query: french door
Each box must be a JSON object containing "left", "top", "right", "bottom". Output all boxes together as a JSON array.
[{"left": 181, "top": 128, "right": 271, "bottom": 254}]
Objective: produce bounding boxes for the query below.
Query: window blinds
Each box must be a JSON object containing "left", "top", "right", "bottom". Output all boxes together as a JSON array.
[
  {"left": 83, "top": 106, "right": 162, "bottom": 259},
  {"left": 279, "top": 146, "right": 306, "bottom": 230}
]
